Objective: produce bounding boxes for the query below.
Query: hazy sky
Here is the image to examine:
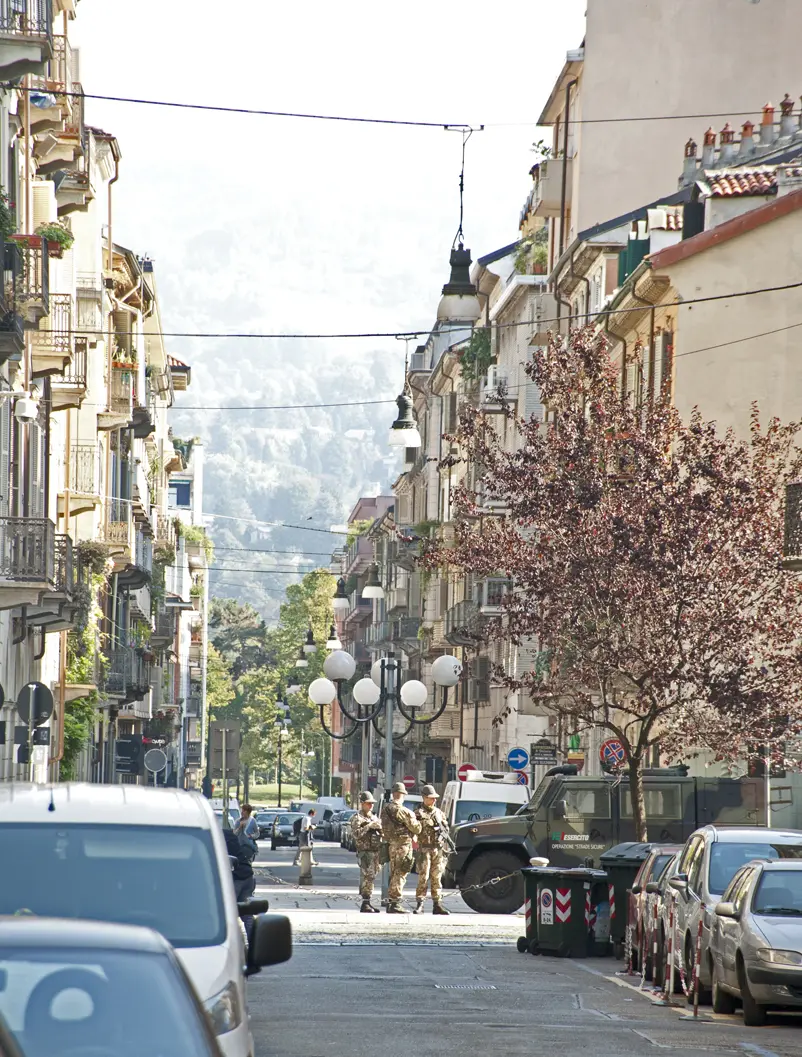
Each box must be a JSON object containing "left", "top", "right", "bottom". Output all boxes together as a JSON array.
[{"left": 71, "top": 1, "right": 587, "bottom": 392}]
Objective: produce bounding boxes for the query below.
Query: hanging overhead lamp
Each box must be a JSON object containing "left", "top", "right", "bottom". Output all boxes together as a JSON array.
[
  {"left": 361, "top": 563, "right": 384, "bottom": 600},
  {"left": 332, "top": 577, "right": 349, "bottom": 612},
  {"left": 325, "top": 624, "right": 342, "bottom": 650},
  {"left": 295, "top": 646, "right": 309, "bottom": 668},
  {"left": 437, "top": 126, "right": 481, "bottom": 325},
  {"left": 303, "top": 628, "right": 317, "bottom": 654},
  {"left": 388, "top": 357, "right": 422, "bottom": 449}
]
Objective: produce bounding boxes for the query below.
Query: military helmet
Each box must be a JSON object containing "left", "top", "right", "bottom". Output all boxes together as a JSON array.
[
  {"left": 391, "top": 781, "right": 407, "bottom": 794},
  {"left": 420, "top": 784, "right": 439, "bottom": 798},
  {"left": 359, "top": 791, "right": 375, "bottom": 803}
]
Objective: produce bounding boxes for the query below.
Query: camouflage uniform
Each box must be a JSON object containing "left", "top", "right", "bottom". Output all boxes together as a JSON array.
[
  {"left": 350, "top": 809, "right": 382, "bottom": 901},
  {"left": 415, "top": 803, "right": 449, "bottom": 903},
  {"left": 380, "top": 794, "right": 421, "bottom": 906}
]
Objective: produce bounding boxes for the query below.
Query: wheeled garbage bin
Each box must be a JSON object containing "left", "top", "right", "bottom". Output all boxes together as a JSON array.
[
  {"left": 534, "top": 868, "right": 610, "bottom": 958},
  {"left": 598, "top": 842, "right": 652, "bottom": 960},
  {"left": 516, "top": 865, "right": 551, "bottom": 954}
]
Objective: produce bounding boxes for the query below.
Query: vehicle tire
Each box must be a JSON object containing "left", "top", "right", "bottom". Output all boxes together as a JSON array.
[
  {"left": 711, "top": 964, "right": 736, "bottom": 1015},
  {"left": 613, "top": 940, "right": 624, "bottom": 961},
  {"left": 459, "top": 852, "right": 525, "bottom": 914},
  {"left": 738, "top": 959, "right": 767, "bottom": 1027},
  {"left": 516, "top": 936, "right": 529, "bottom": 953}
]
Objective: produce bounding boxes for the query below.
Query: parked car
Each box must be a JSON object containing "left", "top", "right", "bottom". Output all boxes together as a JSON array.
[
  {"left": 213, "top": 808, "right": 239, "bottom": 830},
  {"left": 340, "top": 816, "right": 354, "bottom": 851},
  {"left": 668, "top": 826, "right": 802, "bottom": 1002},
  {"left": 629, "top": 844, "right": 681, "bottom": 978},
  {"left": 710, "top": 858, "right": 802, "bottom": 1024},
  {"left": 255, "top": 811, "right": 279, "bottom": 840},
  {"left": 271, "top": 813, "right": 305, "bottom": 850},
  {"left": 328, "top": 809, "right": 356, "bottom": 842}
]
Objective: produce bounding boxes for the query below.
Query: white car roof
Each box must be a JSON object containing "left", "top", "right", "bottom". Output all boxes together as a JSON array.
[{"left": 0, "top": 783, "right": 215, "bottom": 829}]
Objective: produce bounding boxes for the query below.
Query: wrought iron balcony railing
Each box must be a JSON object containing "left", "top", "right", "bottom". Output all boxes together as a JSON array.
[
  {"left": 67, "top": 441, "right": 100, "bottom": 495},
  {"left": 152, "top": 601, "right": 175, "bottom": 645},
  {"left": 365, "top": 620, "right": 392, "bottom": 648},
  {"left": 186, "top": 695, "right": 202, "bottom": 718},
  {"left": 104, "top": 646, "right": 151, "bottom": 700},
  {"left": 0, "top": 0, "right": 51, "bottom": 37},
  {"left": 53, "top": 533, "right": 74, "bottom": 598},
  {"left": 7, "top": 236, "right": 49, "bottom": 323},
  {"left": 445, "top": 599, "right": 482, "bottom": 647},
  {"left": 0, "top": 516, "right": 55, "bottom": 584},
  {"left": 185, "top": 740, "right": 202, "bottom": 764},
  {"left": 784, "top": 481, "right": 802, "bottom": 572},
  {"left": 110, "top": 363, "right": 135, "bottom": 416}
]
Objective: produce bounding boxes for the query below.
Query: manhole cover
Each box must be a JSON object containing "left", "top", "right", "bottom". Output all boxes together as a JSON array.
[{"left": 434, "top": 984, "right": 497, "bottom": 990}]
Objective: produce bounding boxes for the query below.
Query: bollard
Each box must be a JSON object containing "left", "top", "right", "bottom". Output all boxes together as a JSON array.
[
  {"left": 678, "top": 907, "right": 711, "bottom": 1021},
  {"left": 651, "top": 900, "right": 659, "bottom": 983},
  {"left": 298, "top": 844, "right": 313, "bottom": 886},
  {"left": 665, "top": 894, "right": 676, "bottom": 999}
]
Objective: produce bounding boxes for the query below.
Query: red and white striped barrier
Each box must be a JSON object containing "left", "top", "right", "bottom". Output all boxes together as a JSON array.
[{"left": 556, "top": 888, "right": 571, "bottom": 923}]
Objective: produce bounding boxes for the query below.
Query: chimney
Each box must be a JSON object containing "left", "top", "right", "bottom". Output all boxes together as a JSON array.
[
  {"left": 682, "top": 138, "right": 698, "bottom": 184},
  {"left": 760, "top": 102, "right": 776, "bottom": 146},
  {"left": 719, "top": 123, "right": 736, "bottom": 165},
  {"left": 701, "top": 127, "right": 717, "bottom": 169},
  {"left": 780, "top": 94, "right": 795, "bottom": 138},
  {"left": 775, "top": 164, "right": 802, "bottom": 197},
  {"left": 738, "top": 120, "right": 755, "bottom": 159}
]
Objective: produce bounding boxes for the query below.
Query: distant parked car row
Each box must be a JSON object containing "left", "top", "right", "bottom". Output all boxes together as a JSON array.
[{"left": 626, "top": 825, "right": 802, "bottom": 1026}]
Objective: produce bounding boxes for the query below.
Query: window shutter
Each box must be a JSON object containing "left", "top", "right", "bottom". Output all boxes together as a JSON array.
[
  {"left": 519, "top": 362, "right": 544, "bottom": 421},
  {"left": 31, "top": 180, "right": 57, "bottom": 229},
  {"left": 439, "top": 577, "right": 449, "bottom": 613},
  {"left": 443, "top": 392, "right": 458, "bottom": 435},
  {"left": 0, "top": 398, "right": 10, "bottom": 516},
  {"left": 658, "top": 331, "right": 674, "bottom": 392},
  {"left": 29, "top": 424, "right": 44, "bottom": 518}
]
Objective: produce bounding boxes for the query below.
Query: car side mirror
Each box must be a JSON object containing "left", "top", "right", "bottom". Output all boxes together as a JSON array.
[
  {"left": 645, "top": 881, "right": 660, "bottom": 895},
  {"left": 630, "top": 884, "right": 642, "bottom": 896},
  {"left": 715, "top": 901, "right": 739, "bottom": 919},
  {"left": 246, "top": 913, "right": 292, "bottom": 976},
  {"left": 669, "top": 874, "right": 688, "bottom": 894},
  {"left": 238, "top": 898, "right": 270, "bottom": 918},
  {"left": 552, "top": 800, "right": 567, "bottom": 820}
]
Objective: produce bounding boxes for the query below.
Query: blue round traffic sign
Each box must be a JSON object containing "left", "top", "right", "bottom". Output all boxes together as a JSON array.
[
  {"left": 516, "top": 772, "right": 528, "bottom": 786},
  {"left": 507, "top": 746, "right": 529, "bottom": 771}
]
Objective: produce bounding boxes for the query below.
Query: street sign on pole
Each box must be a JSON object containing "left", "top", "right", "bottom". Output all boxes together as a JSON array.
[
  {"left": 402, "top": 775, "right": 415, "bottom": 790},
  {"left": 530, "top": 740, "right": 558, "bottom": 767},
  {"left": 507, "top": 746, "right": 529, "bottom": 771},
  {"left": 515, "top": 771, "right": 528, "bottom": 786},
  {"left": 600, "top": 738, "right": 627, "bottom": 771},
  {"left": 209, "top": 720, "right": 241, "bottom": 780},
  {"left": 144, "top": 748, "right": 167, "bottom": 773},
  {"left": 457, "top": 762, "right": 477, "bottom": 782},
  {"left": 16, "top": 682, "right": 53, "bottom": 726}
]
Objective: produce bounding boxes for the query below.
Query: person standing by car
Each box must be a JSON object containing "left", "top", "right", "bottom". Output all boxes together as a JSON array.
[
  {"left": 350, "top": 791, "right": 383, "bottom": 913},
  {"left": 380, "top": 782, "right": 421, "bottom": 913},
  {"left": 293, "top": 808, "right": 319, "bottom": 867},
  {"left": 234, "top": 804, "right": 259, "bottom": 862},
  {"left": 413, "top": 785, "right": 451, "bottom": 916}
]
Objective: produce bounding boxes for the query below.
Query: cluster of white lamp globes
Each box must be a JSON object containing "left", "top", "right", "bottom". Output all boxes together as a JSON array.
[{"left": 306, "top": 651, "right": 463, "bottom": 741}]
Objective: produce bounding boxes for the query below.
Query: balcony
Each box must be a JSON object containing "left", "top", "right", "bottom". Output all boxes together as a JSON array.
[
  {"left": 30, "top": 35, "right": 84, "bottom": 177},
  {"left": 784, "top": 482, "right": 802, "bottom": 571},
  {"left": 155, "top": 514, "right": 176, "bottom": 550},
  {"left": 345, "top": 588, "right": 372, "bottom": 624},
  {"left": 185, "top": 740, "right": 202, "bottom": 765},
  {"left": 104, "top": 503, "right": 133, "bottom": 560},
  {"left": 27, "top": 533, "right": 77, "bottom": 631},
  {"left": 475, "top": 577, "right": 512, "bottom": 613},
  {"left": 31, "top": 291, "right": 71, "bottom": 377},
  {"left": 152, "top": 601, "right": 176, "bottom": 647},
  {"left": 532, "top": 156, "right": 573, "bottom": 219},
  {"left": 118, "top": 531, "right": 152, "bottom": 591},
  {"left": 132, "top": 381, "right": 156, "bottom": 439},
  {"left": 390, "top": 616, "right": 421, "bottom": 653},
  {"left": 105, "top": 646, "right": 152, "bottom": 704},
  {"left": 390, "top": 530, "right": 420, "bottom": 572},
  {"left": 386, "top": 583, "right": 408, "bottom": 614},
  {"left": 131, "top": 457, "right": 152, "bottom": 524},
  {"left": 58, "top": 440, "right": 101, "bottom": 517},
  {"left": 0, "top": 516, "right": 56, "bottom": 610},
  {"left": 445, "top": 599, "right": 482, "bottom": 647},
  {"left": 366, "top": 620, "right": 392, "bottom": 649},
  {"left": 0, "top": 0, "right": 53, "bottom": 81},
  {"left": 344, "top": 535, "right": 372, "bottom": 576},
  {"left": 186, "top": 695, "right": 202, "bottom": 718},
  {"left": 98, "top": 362, "right": 135, "bottom": 431},
  {"left": 51, "top": 336, "right": 87, "bottom": 410},
  {"left": 7, "top": 236, "right": 49, "bottom": 327}
]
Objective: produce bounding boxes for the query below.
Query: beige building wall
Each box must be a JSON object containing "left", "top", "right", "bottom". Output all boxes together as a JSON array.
[{"left": 545, "top": 0, "right": 802, "bottom": 241}]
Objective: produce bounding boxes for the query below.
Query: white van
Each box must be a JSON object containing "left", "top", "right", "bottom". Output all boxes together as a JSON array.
[
  {"left": 440, "top": 771, "right": 530, "bottom": 827},
  {"left": 316, "top": 796, "right": 347, "bottom": 811},
  {"left": 0, "top": 783, "right": 290, "bottom": 1057}
]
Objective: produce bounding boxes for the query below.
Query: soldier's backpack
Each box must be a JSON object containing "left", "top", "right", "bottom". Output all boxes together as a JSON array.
[{"left": 293, "top": 817, "right": 303, "bottom": 836}]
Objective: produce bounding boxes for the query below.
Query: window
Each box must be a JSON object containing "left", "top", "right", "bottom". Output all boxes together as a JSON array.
[
  {"left": 753, "top": 870, "right": 802, "bottom": 915},
  {"left": 687, "top": 840, "right": 706, "bottom": 894},
  {"left": 169, "top": 481, "right": 191, "bottom": 508},
  {"left": 563, "top": 785, "right": 610, "bottom": 820},
  {"left": 622, "top": 786, "right": 681, "bottom": 819},
  {"left": 708, "top": 840, "right": 802, "bottom": 896},
  {"left": 731, "top": 868, "right": 756, "bottom": 913},
  {"left": 677, "top": 836, "right": 702, "bottom": 880},
  {"left": 454, "top": 801, "right": 522, "bottom": 824}
]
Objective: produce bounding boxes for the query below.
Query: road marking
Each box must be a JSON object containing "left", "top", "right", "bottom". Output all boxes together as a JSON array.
[{"left": 740, "top": 1044, "right": 782, "bottom": 1057}]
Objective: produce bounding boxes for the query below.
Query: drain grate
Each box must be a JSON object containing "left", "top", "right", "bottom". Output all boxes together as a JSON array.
[{"left": 434, "top": 983, "right": 497, "bottom": 990}]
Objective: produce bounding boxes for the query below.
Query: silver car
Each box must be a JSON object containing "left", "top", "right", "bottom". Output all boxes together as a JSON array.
[
  {"left": 668, "top": 826, "right": 802, "bottom": 1001},
  {"left": 710, "top": 859, "right": 802, "bottom": 1024}
]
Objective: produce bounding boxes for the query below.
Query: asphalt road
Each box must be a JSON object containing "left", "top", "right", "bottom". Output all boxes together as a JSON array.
[{"left": 248, "top": 842, "right": 802, "bottom": 1057}]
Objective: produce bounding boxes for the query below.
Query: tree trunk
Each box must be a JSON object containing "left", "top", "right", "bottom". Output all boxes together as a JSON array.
[
  {"left": 628, "top": 757, "right": 648, "bottom": 841},
  {"left": 243, "top": 765, "right": 250, "bottom": 803}
]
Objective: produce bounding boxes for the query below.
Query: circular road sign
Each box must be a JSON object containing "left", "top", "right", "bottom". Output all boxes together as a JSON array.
[
  {"left": 507, "top": 746, "right": 530, "bottom": 771},
  {"left": 599, "top": 738, "right": 627, "bottom": 770},
  {"left": 457, "top": 762, "right": 477, "bottom": 782},
  {"left": 515, "top": 772, "right": 529, "bottom": 786},
  {"left": 143, "top": 748, "right": 168, "bottom": 773},
  {"left": 402, "top": 775, "right": 416, "bottom": 790},
  {"left": 16, "top": 682, "right": 54, "bottom": 727}
]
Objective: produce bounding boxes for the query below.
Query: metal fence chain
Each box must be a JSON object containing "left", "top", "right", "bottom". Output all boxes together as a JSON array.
[{"left": 254, "top": 864, "right": 521, "bottom": 900}]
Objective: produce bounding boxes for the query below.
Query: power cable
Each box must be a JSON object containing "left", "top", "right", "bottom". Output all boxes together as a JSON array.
[{"left": 213, "top": 546, "right": 333, "bottom": 556}]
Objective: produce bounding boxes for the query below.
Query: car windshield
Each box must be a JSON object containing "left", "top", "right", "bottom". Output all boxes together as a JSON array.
[
  {"left": 0, "top": 825, "right": 225, "bottom": 949},
  {"left": 0, "top": 946, "right": 217, "bottom": 1057},
  {"left": 652, "top": 854, "right": 674, "bottom": 881},
  {"left": 256, "top": 813, "right": 276, "bottom": 822},
  {"left": 277, "top": 815, "right": 302, "bottom": 826},
  {"left": 454, "top": 801, "right": 521, "bottom": 824},
  {"left": 753, "top": 870, "right": 802, "bottom": 915},
  {"left": 709, "top": 841, "right": 802, "bottom": 895}
]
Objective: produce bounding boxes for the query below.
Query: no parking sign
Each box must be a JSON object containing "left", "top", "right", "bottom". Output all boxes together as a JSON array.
[{"left": 539, "top": 888, "right": 553, "bottom": 925}]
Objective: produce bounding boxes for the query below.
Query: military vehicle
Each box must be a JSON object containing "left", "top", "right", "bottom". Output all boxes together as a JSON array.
[{"left": 447, "top": 765, "right": 802, "bottom": 914}]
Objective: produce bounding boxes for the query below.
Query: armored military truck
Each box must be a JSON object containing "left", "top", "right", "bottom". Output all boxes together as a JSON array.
[{"left": 447, "top": 765, "right": 802, "bottom": 914}]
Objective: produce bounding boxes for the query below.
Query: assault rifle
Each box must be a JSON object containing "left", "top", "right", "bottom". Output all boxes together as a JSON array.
[{"left": 432, "top": 812, "right": 457, "bottom": 856}]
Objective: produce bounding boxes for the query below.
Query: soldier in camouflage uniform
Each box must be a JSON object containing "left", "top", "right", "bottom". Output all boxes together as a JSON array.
[
  {"left": 350, "top": 790, "right": 382, "bottom": 913},
  {"left": 380, "top": 781, "right": 421, "bottom": 913},
  {"left": 414, "top": 784, "right": 451, "bottom": 915}
]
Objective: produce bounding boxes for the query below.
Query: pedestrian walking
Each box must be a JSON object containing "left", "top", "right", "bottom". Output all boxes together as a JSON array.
[
  {"left": 380, "top": 782, "right": 421, "bottom": 913},
  {"left": 224, "top": 829, "right": 257, "bottom": 943},
  {"left": 234, "top": 803, "right": 259, "bottom": 862},
  {"left": 413, "top": 784, "right": 451, "bottom": 915},
  {"left": 293, "top": 808, "right": 319, "bottom": 866},
  {"left": 350, "top": 791, "right": 382, "bottom": 913}
]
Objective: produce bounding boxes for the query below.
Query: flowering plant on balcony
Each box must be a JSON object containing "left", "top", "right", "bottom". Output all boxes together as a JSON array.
[
  {"left": 0, "top": 187, "right": 14, "bottom": 239},
  {"left": 35, "top": 220, "right": 74, "bottom": 257}
]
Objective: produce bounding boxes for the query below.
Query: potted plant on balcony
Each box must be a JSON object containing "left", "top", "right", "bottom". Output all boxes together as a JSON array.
[{"left": 34, "top": 220, "right": 75, "bottom": 259}]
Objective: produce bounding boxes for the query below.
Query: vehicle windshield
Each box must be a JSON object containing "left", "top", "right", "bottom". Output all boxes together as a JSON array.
[
  {"left": 753, "top": 871, "right": 802, "bottom": 915},
  {"left": 652, "top": 853, "right": 674, "bottom": 881},
  {"left": 709, "top": 841, "right": 802, "bottom": 895},
  {"left": 0, "top": 825, "right": 225, "bottom": 949},
  {"left": 256, "top": 812, "right": 277, "bottom": 822},
  {"left": 454, "top": 801, "right": 522, "bottom": 824},
  {"left": 0, "top": 946, "right": 217, "bottom": 1057},
  {"left": 277, "top": 815, "right": 303, "bottom": 826},
  {"left": 521, "top": 777, "right": 554, "bottom": 816}
]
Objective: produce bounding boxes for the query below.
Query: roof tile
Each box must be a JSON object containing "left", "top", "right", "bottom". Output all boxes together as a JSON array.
[{"left": 705, "top": 167, "right": 777, "bottom": 197}]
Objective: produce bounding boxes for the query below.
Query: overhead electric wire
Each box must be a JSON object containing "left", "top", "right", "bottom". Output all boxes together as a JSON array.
[{"left": 212, "top": 546, "right": 333, "bottom": 556}]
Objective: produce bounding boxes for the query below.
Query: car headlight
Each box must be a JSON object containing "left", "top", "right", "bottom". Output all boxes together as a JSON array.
[
  {"left": 205, "top": 981, "right": 243, "bottom": 1035},
  {"left": 755, "top": 949, "right": 802, "bottom": 966}
]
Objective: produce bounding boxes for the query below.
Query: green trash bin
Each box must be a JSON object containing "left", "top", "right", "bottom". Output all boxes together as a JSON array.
[
  {"left": 516, "top": 865, "right": 551, "bottom": 954},
  {"left": 534, "top": 868, "right": 610, "bottom": 958},
  {"left": 598, "top": 842, "right": 652, "bottom": 960}
]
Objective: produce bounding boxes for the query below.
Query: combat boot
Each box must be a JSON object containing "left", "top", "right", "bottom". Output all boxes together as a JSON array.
[
  {"left": 432, "top": 902, "right": 450, "bottom": 916},
  {"left": 413, "top": 900, "right": 425, "bottom": 915},
  {"left": 386, "top": 902, "right": 406, "bottom": 914},
  {"left": 360, "top": 900, "right": 379, "bottom": 913}
]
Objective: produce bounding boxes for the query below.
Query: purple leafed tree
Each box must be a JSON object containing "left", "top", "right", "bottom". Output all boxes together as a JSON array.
[{"left": 422, "top": 328, "right": 802, "bottom": 840}]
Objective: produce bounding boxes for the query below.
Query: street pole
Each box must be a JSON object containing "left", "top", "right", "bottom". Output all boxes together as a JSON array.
[
  {"left": 381, "top": 656, "right": 395, "bottom": 904},
  {"left": 222, "top": 727, "right": 229, "bottom": 827},
  {"left": 299, "top": 730, "right": 303, "bottom": 798},
  {"left": 277, "top": 732, "right": 283, "bottom": 808}
]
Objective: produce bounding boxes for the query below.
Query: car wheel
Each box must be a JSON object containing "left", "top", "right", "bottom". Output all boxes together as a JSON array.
[
  {"left": 711, "top": 963, "right": 736, "bottom": 1015},
  {"left": 738, "top": 959, "right": 767, "bottom": 1027},
  {"left": 460, "top": 852, "right": 525, "bottom": 914}
]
